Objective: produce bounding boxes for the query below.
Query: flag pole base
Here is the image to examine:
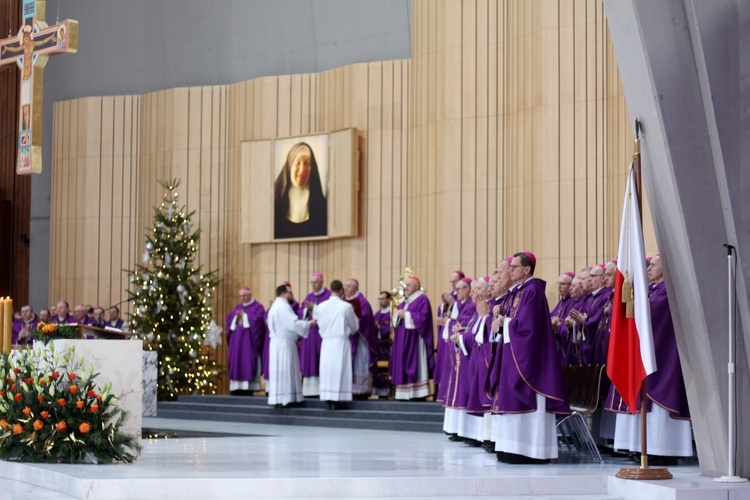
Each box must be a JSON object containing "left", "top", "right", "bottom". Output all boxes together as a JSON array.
[
  {"left": 615, "top": 467, "right": 673, "bottom": 480},
  {"left": 714, "top": 476, "right": 748, "bottom": 483}
]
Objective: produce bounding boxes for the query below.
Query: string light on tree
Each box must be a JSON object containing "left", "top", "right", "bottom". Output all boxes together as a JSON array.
[{"left": 127, "top": 179, "right": 221, "bottom": 400}]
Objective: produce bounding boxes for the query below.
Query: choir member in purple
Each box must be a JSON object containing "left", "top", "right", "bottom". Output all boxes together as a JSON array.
[
  {"left": 493, "top": 252, "right": 570, "bottom": 464},
  {"left": 441, "top": 277, "right": 476, "bottom": 437},
  {"left": 105, "top": 306, "right": 129, "bottom": 331},
  {"left": 434, "top": 270, "right": 465, "bottom": 400},
  {"left": 12, "top": 305, "right": 38, "bottom": 345},
  {"left": 299, "top": 272, "right": 332, "bottom": 396},
  {"left": 454, "top": 279, "right": 491, "bottom": 444},
  {"left": 38, "top": 308, "right": 51, "bottom": 324},
  {"left": 567, "top": 265, "right": 614, "bottom": 364},
  {"left": 51, "top": 300, "right": 77, "bottom": 325},
  {"left": 550, "top": 272, "right": 575, "bottom": 360},
  {"left": 590, "top": 262, "right": 616, "bottom": 365},
  {"left": 225, "top": 286, "right": 267, "bottom": 394},
  {"left": 390, "top": 276, "right": 434, "bottom": 400},
  {"left": 557, "top": 275, "right": 585, "bottom": 364},
  {"left": 344, "top": 278, "right": 378, "bottom": 398},
  {"left": 373, "top": 291, "right": 392, "bottom": 397},
  {"left": 610, "top": 255, "right": 692, "bottom": 461},
  {"left": 72, "top": 304, "right": 94, "bottom": 326},
  {"left": 262, "top": 281, "right": 299, "bottom": 382},
  {"left": 465, "top": 276, "right": 498, "bottom": 449}
]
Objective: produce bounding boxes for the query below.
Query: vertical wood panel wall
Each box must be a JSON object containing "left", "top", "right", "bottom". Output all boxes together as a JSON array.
[{"left": 49, "top": 1, "right": 653, "bottom": 389}]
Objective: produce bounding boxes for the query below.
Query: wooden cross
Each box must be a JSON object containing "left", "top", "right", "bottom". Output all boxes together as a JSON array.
[{"left": 0, "top": 0, "right": 77, "bottom": 175}]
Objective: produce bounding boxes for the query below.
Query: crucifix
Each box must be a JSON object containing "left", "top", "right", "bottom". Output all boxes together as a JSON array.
[{"left": 0, "top": 0, "right": 77, "bottom": 175}]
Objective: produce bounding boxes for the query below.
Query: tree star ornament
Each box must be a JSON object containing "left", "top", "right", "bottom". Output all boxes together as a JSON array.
[{"left": 203, "top": 320, "right": 223, "bottom": 349}]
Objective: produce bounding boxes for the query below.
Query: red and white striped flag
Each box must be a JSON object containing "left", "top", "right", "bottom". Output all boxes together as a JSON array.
[{"left": 606, "top": 166, "right": 657, "bottom": 414}]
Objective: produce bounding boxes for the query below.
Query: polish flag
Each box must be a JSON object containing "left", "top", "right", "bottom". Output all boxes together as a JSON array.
[{"left": 606, "top": 166, "right": 656, "bottom": 414}]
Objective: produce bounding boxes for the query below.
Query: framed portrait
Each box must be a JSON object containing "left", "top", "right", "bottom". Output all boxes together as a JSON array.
[
  {"left": 273, "top": 134, "right": 329, "bottom": 240},
  {"left": 240, "top": 128, "right": 358, "bottom": 244}
]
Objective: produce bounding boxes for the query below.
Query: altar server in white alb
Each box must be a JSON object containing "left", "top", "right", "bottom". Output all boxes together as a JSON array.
[
  {"left": 267, "top": 284, "right": 314, "bottom": 407},
  {"left": 316, "top": 280, "right": 360, "bottom": 409}
]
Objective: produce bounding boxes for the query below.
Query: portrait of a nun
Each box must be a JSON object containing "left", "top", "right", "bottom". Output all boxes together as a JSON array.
[{"left": 274, "top": 142, "right": 328, "bottom": 239}]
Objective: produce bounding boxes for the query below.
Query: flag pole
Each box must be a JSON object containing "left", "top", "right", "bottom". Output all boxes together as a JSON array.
[
  {"left": 616, "top": 119, "right": 672, "bottom": 480},
  {"left": 632, "top": 120, "right": 650, "bottom": 471}
]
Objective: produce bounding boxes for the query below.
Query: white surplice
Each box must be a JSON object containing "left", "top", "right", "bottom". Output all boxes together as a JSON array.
[
  {"left": 316, "top": 296, "right": 360, "bottom": 401},
  {"left": 267, "top": 297, "right": 311, "bottom": 406}
]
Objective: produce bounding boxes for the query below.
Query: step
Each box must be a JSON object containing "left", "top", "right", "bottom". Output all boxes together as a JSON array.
[
  {"left": 159, "top": 401, "right": 444, "bottom": 423},
  {"left": 176, "top": 395, "right": 445, "bottom": 413},
  {"left": 156, "top": 408, "right": 444, "bottom": 433}
]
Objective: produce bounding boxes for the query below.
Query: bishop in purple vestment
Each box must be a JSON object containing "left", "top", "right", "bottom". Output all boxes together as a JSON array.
[
  {"left": 434, "top": 271, "right": 465, "bottom": 399},
  {"left": 51, "top": 300, "right": 77, "bottom": 325},
  {"left": 12, "top": 305, "right": 38, "bottom": 345},
  {"left": 298, "top": 272, "right": 332, "bottom": 396},
  {"left": 372, "top": 291, "right": 392, "bottom": 396},
  {"left": 567, "top": 265, "right": 613, "bottom": 365},
  {"left": 493, "top": 252, "right": 570, "bottom": 463},
  {"left": 390, "top": 276, "right": 434, "bottom": 400},
  {"left": 441, "top": 278, "right": 476, "bottom": 409},
  {"left": 225, "top": 286, "right": 267, "bottom": 393},
  {"left": 345, "top": 279, "right": 378, "bottom": 397}
]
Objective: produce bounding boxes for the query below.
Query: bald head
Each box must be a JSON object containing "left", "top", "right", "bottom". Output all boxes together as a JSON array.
[
  {"left": 556, "top": 273, "right": 573, "bottom": 297},
  {"left": 310, "top": 273, "right": 323, "bottom": 292},
  {"left": 570, "top": 277, "right": 583, "bottom": 299},
  {"left": 647, "top": 255, "right": 664, "bottom": 284},
  {"left": 604, "top": 262, "right": 617, "bottom": 289},
  {"left": 405, "top": 277, "right": 420, "bottom": 296}
]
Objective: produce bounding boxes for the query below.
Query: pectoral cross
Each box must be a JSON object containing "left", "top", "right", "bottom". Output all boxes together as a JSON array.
[{"left": 0, "top": 0, "right": 77, "bottom": 175}]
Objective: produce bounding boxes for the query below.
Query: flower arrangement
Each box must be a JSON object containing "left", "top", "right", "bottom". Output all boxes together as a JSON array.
[
  {"left": 0, "top": 344, "right": 139, "bottom": 463},
  {"left": 33, "top": 322, "right": 78, "bottom": 345}
]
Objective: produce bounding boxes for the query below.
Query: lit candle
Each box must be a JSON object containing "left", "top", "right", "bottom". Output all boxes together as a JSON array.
[
  {"left": 2, "top": 298, "right": 10, "bottom": 354},
  {"left": 0, "top": 298, "right": 5, "bottom": 354}
]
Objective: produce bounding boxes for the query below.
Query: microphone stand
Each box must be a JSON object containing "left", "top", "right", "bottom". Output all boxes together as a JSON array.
[{"left": 714, "top": 244, "right": 748, "bottom": 483}]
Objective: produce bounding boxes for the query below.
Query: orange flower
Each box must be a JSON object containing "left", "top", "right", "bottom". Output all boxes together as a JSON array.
[
  {"left": 68, "top": 373, "right": 76, "bottom": 381},
  {"left": 90, "top": 404, "right": 99, "bottom": 413},
  {"left": 78, "top": 422, "right": 90, "bottom": 434},
  {"left": 97, "top": 394, "right": 103, "bottom": 403},
  {"left": 26, "top": 377, "right": 34, "bottom": 385},
  {"left": 33, "top": 420, "right": 43, "bottom": 431},
  {"left": 87, "top": 390, "right": 96, "bottom": 398},
  {"left": 40, "top": 411, "right": 49, "bottom": 419},
  {"left": 57, "top": 398, "right": 66, "bottom": 407},
  {"left": 13, "top": 368, "right": 20, "bottom": 374},
  {"left": 39, "top": 379, "right": 47, "bottom": 386},
  {"left": 14, "top": 393, "right": 22, "bottom": 401},
  {"left": 13, "top": 423, "right": 23, "bottom": 435},
  {"left": 37, "top": 395, "right": 45, "bottom": 403},
  {"left": 75, "top": 401, "right": 85, "bottom": 409},
  {"left": 55, "top": 421, "right": 66, "bottom": 432},
  {"left": 22, "top": 407, "right": 31, "bottom": 416},
  {"left": 0, "top": 419, "right": 8, "bottom": 430},
  {"left": 51, "top": 371, "right": 59, "bottom": 380},
  {"left": 47, "top": 324, "right": 57, "bottom": 333},
  {"left": 69, "top": 385, "right": 78, "bottom": 394},
  {"left": 10, "top": 383, "right": 16, "bottom": 391},
  {"left": 0, "top": 390, "right": 5, "bottom": 397}
]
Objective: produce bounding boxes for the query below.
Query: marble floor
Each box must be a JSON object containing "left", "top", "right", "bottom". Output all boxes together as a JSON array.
[{"left": 0, "top": 417, "right": 747, "bottom": 500}]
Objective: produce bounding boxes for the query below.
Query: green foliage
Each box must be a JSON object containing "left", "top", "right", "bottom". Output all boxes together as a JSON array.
[
  {"left": 127, "top": 179, "right": 221, "bottom": 400},
  {"left": 0, "top": 345, "right": 139, "bottom": 463},
  {"left": 33, "top": 323, "right": 77, "bottom": 345}
]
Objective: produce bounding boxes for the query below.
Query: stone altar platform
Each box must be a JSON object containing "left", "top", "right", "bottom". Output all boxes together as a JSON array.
[
  {"left": 46, "top": 339, "right": 143, "bottom": 448},
  {"left": 0, "top": 418, "right": 748, "bottom": 500}
]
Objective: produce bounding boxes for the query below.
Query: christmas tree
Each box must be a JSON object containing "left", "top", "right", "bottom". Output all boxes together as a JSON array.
[{"left": 127, "top": 180, "right": 222, "bottom": 400}]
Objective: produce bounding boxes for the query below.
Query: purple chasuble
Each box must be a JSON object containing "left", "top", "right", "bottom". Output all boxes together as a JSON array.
[
  {"left": 550, "top": 294, "right": 575, "bottom": 361},
  {"left": 52, "top": 314, "right": 77, "bottom": 325},
  {"left": 486, "top": 288, "right": 519, "bottom": 411},
  {"left": 433, "top": 290, "right": 458, "bottom": 395},
  {"left": 299, "top": 289, "right": 331, "bottom": 378},
  {"left": 373, "top": 308, "right": 391, "bottom": 390},
  {"left": 389, "top": 292, "right": 434, "bottom": 386},
  {"left": 349, "top": 293, "right": 378, "bottom": 378},
  {"left": 570, "top": 288, "right": 614, "bottom": 365},
  {"left": 436, "top": 297, "right": 474, "bottom": 403},
  {"left": 441, "top": 299, "right": 477, "bottom": 408},
  {"left": 12, "top": 318, "right": 38, "bottom": 345},
  {"left": 465, "top": 305, "right": 494, "bottom": 414},
  {"left": 590, "top": 290, "right": 614, "bottom": 365},
  {"left": 495, "top": 278, "right": 570, "bottom": 415},
  {"left": 105, "top": 319, "right": 125, "bottom": 329},
  {"left": 225, "top": 300, "right": 267, "bottom": 382}
]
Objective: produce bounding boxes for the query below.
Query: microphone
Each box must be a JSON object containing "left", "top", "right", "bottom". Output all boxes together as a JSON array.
[
  {"left": 93, "top": 297, "right": 135, "bottom": 328},
  {"left": 723, "top": 243, "right": 736, "bottom": 256}
]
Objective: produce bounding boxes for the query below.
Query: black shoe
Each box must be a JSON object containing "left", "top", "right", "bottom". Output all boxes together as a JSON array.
[
  {"left": 503, "top": 452, "right": 550, "bottom": 465},
  {"left": 325, "top": 401, "right": 333, "bottom": 410},
  {"left": 448, "top": 433, "right": 462, "bottom": 442},
  {"left": 496, "top": 452, "right": 507, "bottom": 463},
  {"left": 465, "top": 439, "right": 482, "bottom": 447},
  {"left": 482, "top": 441, "right": 496, "bottom": 454}
]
